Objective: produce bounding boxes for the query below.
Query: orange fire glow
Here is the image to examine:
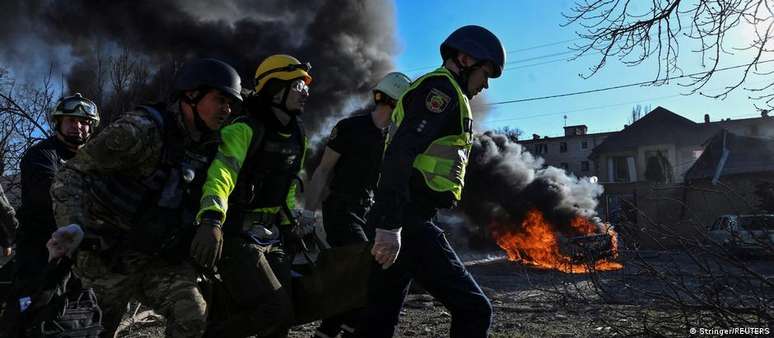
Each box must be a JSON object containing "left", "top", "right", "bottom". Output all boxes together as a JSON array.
[{"left": 490, "top": 209, "right": 623, "bottom": 274}]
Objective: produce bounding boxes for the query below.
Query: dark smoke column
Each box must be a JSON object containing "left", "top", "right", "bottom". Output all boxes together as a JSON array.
[
  {"left": 0, "top": 0, "right": 397, "bottom": 136},
  {"left": 462, "top": 132, "right": 604, "bottom": 237}
]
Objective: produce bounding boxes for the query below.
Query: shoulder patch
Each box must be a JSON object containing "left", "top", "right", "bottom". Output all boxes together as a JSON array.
[
  {"left": 425, "top": 88, "right": 451, "bottom": 113},
  {"left": 329, "top": 125, "right": 338, "bottom": 141}
]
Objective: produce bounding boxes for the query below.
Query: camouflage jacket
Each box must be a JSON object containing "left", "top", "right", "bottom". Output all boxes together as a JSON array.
[{"left": 51, "top": 103, "right": 214, "bottom": 248}]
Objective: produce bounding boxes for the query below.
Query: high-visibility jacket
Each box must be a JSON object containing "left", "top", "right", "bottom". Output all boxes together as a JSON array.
[
  {"left": 197, "top": 112, "right": 306, "bottom": 232},
  {"left": 387, "top": 67, "right": 473, "bottom": 201}
]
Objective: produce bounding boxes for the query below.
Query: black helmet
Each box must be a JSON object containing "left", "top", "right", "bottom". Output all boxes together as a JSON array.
[
  {"left": 173, "top": 58, "right": 243, "bottom": 103},
  {"left": 441, "top": 25, "right": 506, "bottom": 78}
]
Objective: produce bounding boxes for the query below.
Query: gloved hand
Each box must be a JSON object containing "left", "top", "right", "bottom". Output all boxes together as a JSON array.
[
  {"left": 190, "top": 214, "right": 224, "bottom": 268},
  {"left": 292, "top": 209, "right": 318, "bottom": 237},
  {"left": 371, "top": 228, "right": 401, "bottom": 269},
  {"left": 1, "top": 217, "right": 18, "bottom": 257},
  {"left": 47, "top": 224, "right": 85, "bottom": 262}
]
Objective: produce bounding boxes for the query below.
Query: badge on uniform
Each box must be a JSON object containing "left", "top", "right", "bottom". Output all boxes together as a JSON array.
[
  {"left": 329, "top": 126, "right": 338, "bottom": 141},
  {"left": 425, "top": 88, "right": 450, "bottom": 113}
]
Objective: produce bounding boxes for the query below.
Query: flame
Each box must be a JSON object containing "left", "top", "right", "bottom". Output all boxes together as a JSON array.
[{"left": 490, "top": 209, "right": 623, "bottom": 274}]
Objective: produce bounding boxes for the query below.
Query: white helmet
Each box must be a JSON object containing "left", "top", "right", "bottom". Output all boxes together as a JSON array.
[{"left": 373, "top": 72, "right": 411, "bottom": 101}]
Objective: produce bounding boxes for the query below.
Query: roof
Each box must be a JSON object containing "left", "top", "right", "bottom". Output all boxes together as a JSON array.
[
  {"left": 519, "top": 131, "right": 616, "bottom": 144},
  {"left": 590, "top": 106, "right": 719, "bottom": 157},
  {"left": 684, "top": 130, "right": 774, "bottom": 180}
]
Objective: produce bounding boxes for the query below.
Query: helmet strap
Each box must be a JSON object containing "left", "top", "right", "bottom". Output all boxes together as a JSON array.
[
  {"left": 55, "top": 124, "right": 87, "bottom": 148},
  {"left": 61, "top": 134, "right": 87, "bottom": 146},
  {"left": 451, "top": 55, "right": 485, "bottom": 98},
  {"left": 182, "top": 90, "right": 211, "bottom": 133},
  {"left": 451, "top": 57, "right": 473, "bottom": 98},
  {"left": 271, "top": 84, "right": 301, "bottom": 116}
]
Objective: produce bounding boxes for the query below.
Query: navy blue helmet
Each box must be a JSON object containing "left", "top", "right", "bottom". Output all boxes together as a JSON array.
[{"left": 441, "top": 25, "right": 506, "bottom": 78}]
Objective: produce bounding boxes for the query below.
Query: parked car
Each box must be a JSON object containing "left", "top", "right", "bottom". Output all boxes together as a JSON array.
[{"left": 708, "top": 214, "right": 774, "bottom": 256}]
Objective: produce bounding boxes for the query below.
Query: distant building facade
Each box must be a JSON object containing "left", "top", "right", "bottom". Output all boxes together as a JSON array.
[
  {"left": 591, "top": 107, "right": 774, "bottom": 185},
  {"left": 518, "top": 125, "right": 614, "bottom": 178}
]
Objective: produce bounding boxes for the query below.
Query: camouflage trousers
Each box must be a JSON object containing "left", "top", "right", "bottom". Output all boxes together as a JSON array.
[{"left": 75, "top": 249, "right": 207, "bottom": 338}]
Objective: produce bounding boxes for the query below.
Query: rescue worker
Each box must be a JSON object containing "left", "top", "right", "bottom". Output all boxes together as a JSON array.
[
  {"left": 51, "top": 58, "right": 242, "bottom": 338},
  {"left": 0, "top": 183, "right": 19, "bottom": 257},
  {"left": 305, "top": 72, "right": 411, "bottom": 338},
  {"left": 193, "top": 54, "right": 313, "bottom": 337},
  {"left": 355, "top": 25, "right": 506, "bottom": 338},
  {"left": 14, "top": 93, "right": 99, "bottom": 289}
]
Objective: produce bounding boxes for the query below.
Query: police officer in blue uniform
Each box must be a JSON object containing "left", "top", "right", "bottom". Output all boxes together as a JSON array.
[{"left": 355, "top": 25, "right": 506, "bottom": 338}]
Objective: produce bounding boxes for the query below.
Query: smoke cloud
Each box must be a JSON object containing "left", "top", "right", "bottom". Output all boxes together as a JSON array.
[
  {"left": 0, "top": 0, "right": 398, "bottom": 136},
  {"left": 462, "top": 132, "right": 604, "bottom": 236},
  {"left": 469, "top": 93, "right": 492, "bottom": 131}
]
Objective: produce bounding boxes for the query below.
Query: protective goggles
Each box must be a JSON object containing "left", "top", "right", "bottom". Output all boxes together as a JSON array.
[
  {"left": 289, "top": 79, "right": 310, "bottom": 95},
  {"left": 61, "top": 99, "right": 98, "bottom": 117},
  {"left": 254, "top": 62, "right": 312, "bottom": 83}
]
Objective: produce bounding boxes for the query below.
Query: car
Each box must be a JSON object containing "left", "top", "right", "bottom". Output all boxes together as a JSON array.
[
  {"left": 558, "top": 230, "right": 618, "bottom": 263},
  {"left": 708, "top": 214, "right": 774, "bottom": 256}
]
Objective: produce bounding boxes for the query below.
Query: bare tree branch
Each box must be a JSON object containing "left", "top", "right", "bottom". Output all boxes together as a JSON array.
[{"left": 565, "top": 0, "right": 774, "bottom": 107}]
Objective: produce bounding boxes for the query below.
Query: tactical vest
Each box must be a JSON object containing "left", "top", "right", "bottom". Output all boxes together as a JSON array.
[
  {"left": 387, "top": 67, "right": 473, "bottom": 200},
  {"left": 225, "top": 114, "right": 306, "bottom": 232},
  {"left": 88, "top": 105, "right": 218, "bottom": 253}
]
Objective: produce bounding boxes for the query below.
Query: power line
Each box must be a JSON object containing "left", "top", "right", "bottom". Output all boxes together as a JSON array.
[
  {"left": 484, "top": 93, "right": 685, "bottom": 124},
  {"left": 505, "top": 50, "right": 576, "bottom": 65},
  {"left": 508, "top": 38, "right": 582, "bottom": 53},
  {"left": 408, "top": 51, "right": 581, "bottom": 78},
  {"left": 487, "top": 59, "right": 774, "bottom": 106},
  {"left": 411, "top": 55, "right": 576, "bottom": 77},
  {"left": 406, "top": 50, "right": 577, "bottom": 74},
  {"left": 403, "top": 38, "right": 580, "bottom": 73},
  {"left": 503, "top": 57, "right": 575, "bottom": 71},
  {"left": 482, "top": 79, "right": 772, "bottom": 129}
]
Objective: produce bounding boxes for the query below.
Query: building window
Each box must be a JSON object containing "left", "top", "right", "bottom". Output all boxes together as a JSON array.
[
  {"left": 535, "top": 143, "right": 548, "bottom": 154},
  {"left": 613, "top": 156, "right": 630, "bottom": 182},
  {"left": 560, "top": 142, "right": 568, "bottom": 153},
  {"left": 644, "top": 150, "right": 673, "bottom": 183},
  {"left": 581, "top": 141, "right": 588, "bottom": 149},
  {"left": 581, "top": 161, "right": 590, "bottom": 171},
  {"left": 560, "top": 162, "right": 569, "bottom": 171}
]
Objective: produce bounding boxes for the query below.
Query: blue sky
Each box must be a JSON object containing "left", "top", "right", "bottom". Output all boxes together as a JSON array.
[{"left": 393, "top": 1, "right": 767, "bottom": 138}]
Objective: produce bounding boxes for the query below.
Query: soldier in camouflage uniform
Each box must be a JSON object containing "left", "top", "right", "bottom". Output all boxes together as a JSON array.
[{"left": 51, "top": 58, "right": 242, "bottom": 338}]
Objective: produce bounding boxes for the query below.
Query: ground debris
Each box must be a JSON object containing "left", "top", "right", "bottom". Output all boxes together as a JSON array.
[{"left": 111, "top": 252, "right": 773, "bottom": 338}]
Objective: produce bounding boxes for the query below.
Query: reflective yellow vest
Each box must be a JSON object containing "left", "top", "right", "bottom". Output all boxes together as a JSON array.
[{"left": 387, "top": 67, "right": 472, "bottom": 200}]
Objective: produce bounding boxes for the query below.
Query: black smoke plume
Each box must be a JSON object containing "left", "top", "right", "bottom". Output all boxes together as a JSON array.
[
  {"left": 462, "top": 132, "right": 604, "bottom": 237},
  {"left": 0, "top": 0, "right": 397, "bottom": 136}
]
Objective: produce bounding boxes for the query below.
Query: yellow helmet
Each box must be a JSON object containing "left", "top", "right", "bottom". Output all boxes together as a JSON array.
[{"left": 254, "top": 54, "right": 312, "bottom": 93}]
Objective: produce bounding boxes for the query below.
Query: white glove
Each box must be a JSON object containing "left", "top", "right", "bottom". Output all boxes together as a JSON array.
[
  {"left": 47, "top": 224, "right": 84, "bottom": 262},
  {"left": 293, "top": 209, "right": 318, "bottom": 237},
  {"left": 371, "top": 228, "right": 401, "bottom": 269}
]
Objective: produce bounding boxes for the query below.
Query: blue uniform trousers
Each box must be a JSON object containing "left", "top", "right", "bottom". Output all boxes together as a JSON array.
[{"left": 356, "top": 208, "right": 492, "bottom": 338}]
